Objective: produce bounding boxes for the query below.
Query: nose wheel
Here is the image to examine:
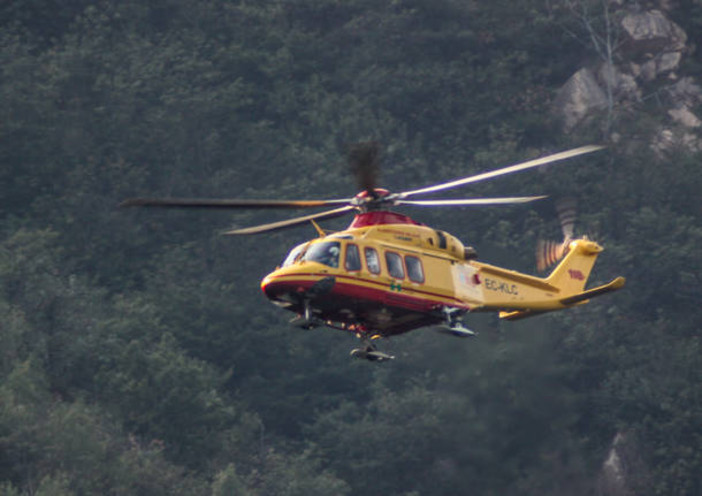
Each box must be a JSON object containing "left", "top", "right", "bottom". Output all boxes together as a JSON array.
[
  {"left": 288, "top": 276, "right": 336, "bottom": 329},
  {"left": 289, "top": 300, "right": 322, "bottom": 329}
]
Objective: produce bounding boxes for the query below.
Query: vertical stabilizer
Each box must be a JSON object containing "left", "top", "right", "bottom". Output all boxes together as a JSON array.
[{"left": 545, "top": 239, "right": 602, "bottom": 295}]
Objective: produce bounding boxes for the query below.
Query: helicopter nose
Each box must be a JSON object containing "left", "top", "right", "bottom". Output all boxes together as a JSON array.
[
  {"left": 260, "top": 274, "right": 272, "bottom": 293},
  {"left": 260, "top": 272, "right": 305, "bottom": 300},
  {"left": 261, "top": 265, "right": 335, "bottom": 302},
  {"left": 260, "top": 274, "right": 284, "bottom": 298},
  {"left": 261, "top": 275, "right": 290, "bottom": 305}
]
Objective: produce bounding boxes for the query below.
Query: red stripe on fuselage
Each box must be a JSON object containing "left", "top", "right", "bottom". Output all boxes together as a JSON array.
[
  {"left": 262, "top": 273, "right": 472, "bottom": 335},
  {"left": 262, "top": 272, "right": 469, "bottom": 311}
]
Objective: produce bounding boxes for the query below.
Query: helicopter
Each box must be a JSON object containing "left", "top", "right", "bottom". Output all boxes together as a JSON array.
[{"left": 121, "top": 142, "right": 625, "bottom": 361}]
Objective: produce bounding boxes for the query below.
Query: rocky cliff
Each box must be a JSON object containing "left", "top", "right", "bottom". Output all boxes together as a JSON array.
[{"left": 553, "top": 2, "right": 701, "bottom": 152}]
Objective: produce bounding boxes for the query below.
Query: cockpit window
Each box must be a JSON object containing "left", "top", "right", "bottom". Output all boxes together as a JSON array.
[
  {"left": 282, "top": 243, "right": 308, "bottom": 267},
  {"left": 303, "top": 241, "right": 341, "bottom": 268}
]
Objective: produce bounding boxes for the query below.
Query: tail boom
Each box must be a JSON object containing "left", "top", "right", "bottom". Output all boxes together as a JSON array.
[{"left": 465, "top": 239, "right": 624, "bottom": 319}]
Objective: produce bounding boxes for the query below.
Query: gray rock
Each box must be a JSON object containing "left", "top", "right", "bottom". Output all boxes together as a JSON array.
[
  {"left": 553, "top": 68, "right": 608, "bottom": 131},
  {"left": 600, "top": 433, "right": 628, "bottom": 496},
  {"left": 621, "top": 9, "right": 687, "bottom": 56},
  {"left": 666, "top": 77, "right": 702, "bottom": 107},
  {"left": 639, "top": 51, "right": 682, "bottom": 80},
  {"left": 652, "top": 128, "right": 702, "bottom": 155},
  {"left": 668, "top": 106, "right": 701, "bottom": 128},
  {"left": 597, "top": 62, "right": 641, "bottom": 101}
]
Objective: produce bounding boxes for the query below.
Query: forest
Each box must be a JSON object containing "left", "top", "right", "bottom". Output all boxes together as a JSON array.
[{"left": 1, "top": 0, "right": 702, "bottom": 494}]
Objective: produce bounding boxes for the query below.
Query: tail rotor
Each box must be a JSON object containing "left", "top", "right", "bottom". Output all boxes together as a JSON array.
[{"left": 536, "top": 198, "right": 577, "bottom": 272}]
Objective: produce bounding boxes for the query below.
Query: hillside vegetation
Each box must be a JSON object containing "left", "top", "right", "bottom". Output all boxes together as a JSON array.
[{"left": 1, "top": 1, "right": 701, "bottom": 494}]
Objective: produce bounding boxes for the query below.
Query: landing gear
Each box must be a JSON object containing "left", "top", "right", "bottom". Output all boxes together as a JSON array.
[
  {"left": 289, "top": 301, "right": 322, "bottom": 329},
  {"left": 435, "top": 307, "right": 476, "bottom": 337},
  {"left": 350, "top": 334, "right": 395, "bottom": 362},
  {"left": 289, "top": 276, "right": 336, "bottom": 329}
]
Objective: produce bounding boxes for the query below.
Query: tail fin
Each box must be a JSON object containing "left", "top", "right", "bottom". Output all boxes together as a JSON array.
[{"left": 545, "top": 238, "right": 603, "bottom": 295}]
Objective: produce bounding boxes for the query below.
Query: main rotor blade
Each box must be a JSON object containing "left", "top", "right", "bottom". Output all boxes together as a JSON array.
[
  {"left": 221, "top": 206, "right": 355, "bottom": 235},
  {"left": 119, "top": 197, "right": 351, "bottom": 209},
  {"left": 396, "top": 195, "right": 547, "bottom": 207},
  {"left": 348, "top": 141, "right": 380, "bottom": 198},
  {"left": 399, "top": 145, "right": 605, "bottom": 198}
]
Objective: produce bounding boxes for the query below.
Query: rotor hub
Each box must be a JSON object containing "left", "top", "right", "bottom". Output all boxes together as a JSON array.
[
  {"left": 351, "top": 188, "right": 396, "bottom": 211},
  {"left": 354, "top": 188, "right": 390, "bottom": 199},
  {"left": 348, "top": 211, "right": 423, "bottom": 228}
]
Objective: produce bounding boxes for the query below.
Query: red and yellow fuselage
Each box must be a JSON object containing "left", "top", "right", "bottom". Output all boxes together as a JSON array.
[{"left": 261, "top": 212, "right": 624, "bottom": 336}]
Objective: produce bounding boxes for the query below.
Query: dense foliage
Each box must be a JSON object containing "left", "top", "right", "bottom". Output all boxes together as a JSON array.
[{"left": 2, "top": 1, "right": 701, "bottom": 494}]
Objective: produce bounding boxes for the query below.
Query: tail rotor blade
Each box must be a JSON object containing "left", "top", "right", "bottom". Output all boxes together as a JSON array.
[
  {"left": 537, "top": 197, "right": 579, "bottom": 272},
  {"left": 536, "top": 239, "right": 568, "bottom": 272},
  {"left": 556, "top": 197, "right": 577, "bottom": 241}
]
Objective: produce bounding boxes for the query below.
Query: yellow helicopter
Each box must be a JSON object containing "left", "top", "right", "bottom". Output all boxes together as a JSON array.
[{"left": 121, "top": 143, "right": 624, "bottom": 361}]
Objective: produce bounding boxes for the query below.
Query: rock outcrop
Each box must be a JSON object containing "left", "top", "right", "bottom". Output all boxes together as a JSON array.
[
  {"left": 552, "top": 3, "right": 701, "bottom": 151},
  {"left": 599, "top": 433, "right": 628, "bottom": 496},
  {"left": 620, "top": 9, "right": 687, "bottom": 57},
  {"left": 597, "top": 432, "right": 650, "bottom": 496},
  {"left": 553, "top": 68, "right": 608, "bottom": 131}
]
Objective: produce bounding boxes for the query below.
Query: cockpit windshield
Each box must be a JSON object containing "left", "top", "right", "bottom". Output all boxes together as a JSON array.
[
  {"left": 302, "top": 241, "right": 341, "bottom": 268},
  {"left": 281, "top": 243, "right": 308, "bottom": 267}
]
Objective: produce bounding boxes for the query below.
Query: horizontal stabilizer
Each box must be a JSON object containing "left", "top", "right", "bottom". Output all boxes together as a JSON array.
[
  {"left": 499, "top": 276, "right": 625, "bottom": 321},
  {"left": 499, "top": 309, "right": 550, "bottom": 321},
  {"left": 559, "top": 276, "right": 626, "bottom": 306}
]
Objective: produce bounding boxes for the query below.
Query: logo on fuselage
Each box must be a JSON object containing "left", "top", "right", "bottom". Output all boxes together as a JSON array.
[{"left": 389, "top": 281, "right": 403, "bottom": 292}]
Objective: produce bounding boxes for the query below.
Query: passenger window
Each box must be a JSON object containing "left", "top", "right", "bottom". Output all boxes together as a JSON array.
[
  {"left": 405, "top": 255, "right": 424, "bottom": 283},
  {"left": 364, "top": 247, "right": 380, "bottom": 274},
  {"left": 345, "top": 244, "right": 361, "bottom": 271},
  {"left": 385, "top": 252, "right": 405, "bottom": 279}
]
